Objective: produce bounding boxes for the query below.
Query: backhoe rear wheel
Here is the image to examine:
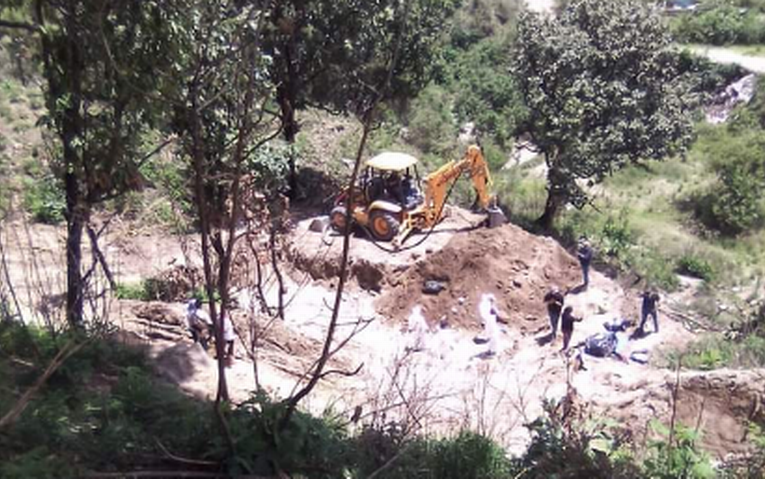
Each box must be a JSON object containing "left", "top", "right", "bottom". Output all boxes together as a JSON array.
[
  {"left": 330, "top": 206, "right": 349, "bottom": 233},
  {"left": 369, "top": 210, "right": 400, "bottom": 241}
]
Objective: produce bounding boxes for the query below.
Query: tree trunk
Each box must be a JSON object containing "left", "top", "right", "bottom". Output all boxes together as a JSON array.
[
  {"left": 536, "top": 160, "right": 566, "bottom": 231},
  {"left": 60, "top": 20, "right": 86, "bottom": 328},
  {"left": 189, "top": 101, "right": 229, "bottom": 404},
  {"left": 65, "top": 198, "right": 85, "bottom": 327},
  {"left": 278, "top": 83, "right": 298, "bottom": 195},
  {"left": 536, "top": 190, "right": 564, "bottom": 231}
]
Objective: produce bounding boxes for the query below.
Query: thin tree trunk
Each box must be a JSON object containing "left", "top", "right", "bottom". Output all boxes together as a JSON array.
[
  {"left": 278, "top": 84, "right": 298, "bottom": 195},
  {"left": 65, "top": 207, "right": 85, "bottom": 326},
  {"left": 189, "top": 101, "right": 228, "bottom": 404},
  {"left": 536, "top": 158, "right": 565, "bottom": 231},
  {"left": 536, "top": 190, "right": 563, "bottom": 231},
  {"left": 282, "top": 117, "right": 372, "bottom": 426}
]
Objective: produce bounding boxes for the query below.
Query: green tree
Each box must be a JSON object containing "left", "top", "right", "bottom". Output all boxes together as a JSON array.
[
  {"left": 451, "top": 35, "right": 527, "bottom": 148},
  {"left": 0, "top": 1, "right": 174, "bottom": 326},
  {"left": 158, "top": 0, "right": 281, "bottom": 404},
  {"left": 263, "top": 0, "right": 459, "bottom": 195},
  {"left": 515, "top": 0, "right": 696, "bottom": 229},
  {"left": 703, "top": 133, "right": 765, "bottom": 235}
]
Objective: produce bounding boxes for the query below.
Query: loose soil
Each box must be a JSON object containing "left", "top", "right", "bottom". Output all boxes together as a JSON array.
[{"left": 376, "top": 223, "right": 581, "bottom": 330}]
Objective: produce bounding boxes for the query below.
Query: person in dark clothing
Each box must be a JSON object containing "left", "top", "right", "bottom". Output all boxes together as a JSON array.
[
  {"left": 544, "top": 288, "right": 565, "bottom": 338},
  {"left": 577, "top": 238, "right": 594, "bottom": 289},
  {"left": 385, "top": 172, "right": 405, "bottom": 205},
  {"left": 561, "top": 306, "right": 583, "bottom": 351},
  {"left": 638, "top": 290, "right": 660, "bottom": 334}
]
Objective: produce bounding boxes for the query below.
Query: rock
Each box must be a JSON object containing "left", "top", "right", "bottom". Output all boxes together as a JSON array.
[
  {"left": 458, "top": 296, "right": 466, "bottom": 305},
  {"left": 135, "top": 302, "right": 185, "bottom": 326},
  {"left": 422, "top": 280, "right": 446, "bottom": 295},
  {"left": 309, "top": 216, "right": 330, "bottom": 232}
]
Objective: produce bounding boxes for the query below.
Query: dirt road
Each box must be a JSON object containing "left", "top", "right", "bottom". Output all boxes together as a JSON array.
[{"left": 686, "top": 45, "right": 765, "bottom": 74}]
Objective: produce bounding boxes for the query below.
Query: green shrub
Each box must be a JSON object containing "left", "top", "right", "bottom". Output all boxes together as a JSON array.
[
  {"left": 518, "top": 400, "right": 641, "bottom": 478},
  {"left": 450, "top": 37, "right": 527, "bottom": 148},
  {"left": 691, "top": 132, "right": 765, "bottom": 236},
  {"left": 352, "top": 426, "right": 515, "bottom": 479},
  {"left": 671, "top": 4, "right": 765, "bottom": 45},
  {"left": 22, "top": 174, "right": 66, "bottom": 224},
  {"left": 643, "top": 420, "right": 715, "bottom": 479},
  {"left": 600, "top": 213, "right": 633, "bottom": 260},
  {"left": 430, "top": 431, "right": 513, "bottom": 479},
  {"left": 114, "top": 282, "right": 151, "bottom": 301},
  {"left": 676, "top": 254, "right": 716, "bottom": 281},
  {"left": 406, "top": 85, "right": 457, "bottom": 155}
]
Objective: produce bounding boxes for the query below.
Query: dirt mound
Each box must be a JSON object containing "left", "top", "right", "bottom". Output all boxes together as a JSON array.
[
  {"left": 288, "top": 208, "right": 487, "bottom": 292},
  {"left": 376, "top": 223, "right": 582, "bottom": 329},
  {"left": 147, "top": 265, "right": 203, "bottom": 301}
]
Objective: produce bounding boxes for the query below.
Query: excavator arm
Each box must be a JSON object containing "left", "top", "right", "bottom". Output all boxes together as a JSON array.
[{"left": 397, "top": 145, "right": 493, "bottom": 244}]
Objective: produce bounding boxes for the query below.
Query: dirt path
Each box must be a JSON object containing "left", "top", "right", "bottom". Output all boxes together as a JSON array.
[
  {"left": 525, "top": 0, "right": 555, "bottom": 14},
  {"left": 686, "top": 45, "right": 765, "bottom": 74}
]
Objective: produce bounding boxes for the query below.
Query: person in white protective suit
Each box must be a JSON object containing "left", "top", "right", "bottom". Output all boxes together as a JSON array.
[
  {"left": 407, "top": 305, "right": 429, "bottom": 352},
  {"left": 479, "top": 293, "right": 500, "bottom": 356}
]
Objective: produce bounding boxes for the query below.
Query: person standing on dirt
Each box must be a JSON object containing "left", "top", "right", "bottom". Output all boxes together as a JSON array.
[
  {"left": 186, "top": 299, "right": 213, "bottom": 350},
  {"left": 407, "top": 305, "right": 429, "bottom": 352},
  {"left": 479, "top": 293, "right": 500, "bottom": 356},
  {"left": 577, "top": 237, "right": 594, "bottom": 289},
  {"left": 560, "top": 306, "right": 583, "bottom": 351},
  {"left": 221, "top": 311, "right": 236, "bottom": 367},
  {"left": 544, "top": 287, "right": 565, "bottom": 338},
  {"left": 638, "top": 290, "right": 660, "bottom": 334}
]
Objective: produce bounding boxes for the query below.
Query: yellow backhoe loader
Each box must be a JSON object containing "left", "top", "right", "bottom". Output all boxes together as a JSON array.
[{"left": 329, "top": 144, "right": 498, "bottom": 246}]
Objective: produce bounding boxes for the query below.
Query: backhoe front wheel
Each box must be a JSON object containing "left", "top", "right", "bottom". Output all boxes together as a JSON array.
[{"left": 369, "top": 210, "right": 400, "bottom": 241}]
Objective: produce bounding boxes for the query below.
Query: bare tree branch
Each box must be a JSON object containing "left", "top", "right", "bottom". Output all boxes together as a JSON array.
[{"left": 0, "top": 341, "right": 85, "bottom": 429}]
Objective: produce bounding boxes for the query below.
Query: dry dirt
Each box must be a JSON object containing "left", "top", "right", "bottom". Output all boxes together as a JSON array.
[
  {"left": 3, "top": 208, "right": 765, "bottom": 459},
  {"left": 376, "top": 223, "right": 581, "bottom": 330}
]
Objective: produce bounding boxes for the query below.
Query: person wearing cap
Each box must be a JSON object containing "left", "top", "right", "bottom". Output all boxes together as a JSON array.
[
  {"left": 186, "top": 298, "right": 213, "bottom": 350},
  {"left": 577, "top": 237, "right": 594, "bottom": 289},
  {"left": 560, "top": 306, "right": 583, "bottom": 351},
  {"left": 543, "top": 287, "right": 565, "bottom": 338},
  {"left": 638, "top": 290, "right": 660, "bottom": 334}
]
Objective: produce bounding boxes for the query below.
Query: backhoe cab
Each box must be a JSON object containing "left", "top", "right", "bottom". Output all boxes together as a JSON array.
[{"left": 330, "top": 145, "right": 496, "bottom": 245}]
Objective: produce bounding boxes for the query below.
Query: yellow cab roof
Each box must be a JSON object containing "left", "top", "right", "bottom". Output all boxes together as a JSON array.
[{"left": 365, "top": 152, "right": 418, "bottom": 171}]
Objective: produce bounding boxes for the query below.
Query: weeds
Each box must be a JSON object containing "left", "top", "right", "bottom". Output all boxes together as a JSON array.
[
  {"left": 676, "top": 254, "right": 716, "bottom": 282},
  {"left": 22, "top": 174, "right": 65, "bottom": 224}
]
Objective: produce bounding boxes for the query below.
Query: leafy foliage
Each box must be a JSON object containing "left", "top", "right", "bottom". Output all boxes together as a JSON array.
[
  {"left": 22, "top": 173, "right": 65, "bottom": 224},
  {"left": 671, "top": 2, "right": 765, "bottom": 45},
  {"left": 643, "top": 420, "right": 715, "bottom": 479},
  {"left": 676, "top": 254, "right": 716, "bottom": 281},
  {"left": 515, "top": 0, "right": 696, "bottom": 227},
  {"left": 517, "top": 400, "right": 641, "bottom": 478},
  {"left": 449, "top": 36, "right": 527, "bottom": 148},
  {"left": 692, "top": 131, "right": 765, "bottom": 235},
  {"left": 406, "top": 85, "right": 458, "bottom": 155}
]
